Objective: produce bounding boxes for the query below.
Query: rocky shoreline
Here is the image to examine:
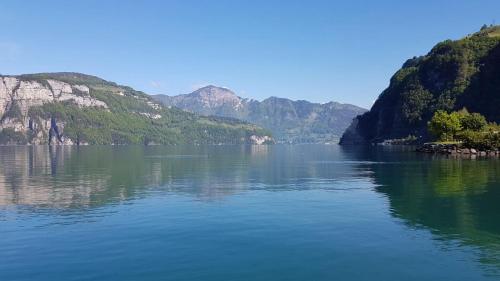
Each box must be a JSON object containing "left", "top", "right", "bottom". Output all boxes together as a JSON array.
[{"left": 416, "top": 143, "right": 499, "bottom": 158}]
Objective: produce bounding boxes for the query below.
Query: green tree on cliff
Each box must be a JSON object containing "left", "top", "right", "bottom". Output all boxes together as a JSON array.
[{"left": 428, "top": 110, "right": 462, "bottom": 141}]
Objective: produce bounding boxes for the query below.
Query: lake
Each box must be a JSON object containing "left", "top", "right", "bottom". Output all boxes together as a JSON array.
[{"left": 1, "top": 145, "right": 500, "bottom": 281}]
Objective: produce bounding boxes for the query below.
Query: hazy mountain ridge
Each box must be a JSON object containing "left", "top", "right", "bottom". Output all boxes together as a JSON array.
[
  {"left": 0, "top": 72, "right": 272, "bottom": 145},
  {"left": 340, "top": 25, "right": 500, "bottom": 144},
  {"left": 153, "top": 86, "right": 366, "bottom": 143}
]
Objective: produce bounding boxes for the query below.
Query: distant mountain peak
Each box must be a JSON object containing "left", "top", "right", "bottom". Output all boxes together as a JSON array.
[
  {"left": 197, "top": 84, "right": 230, "bottom": 90},
  {"left": 191, "top": 85, "right": 237, "bottom": 97},
  {"left": 187, "top": 85, "right": 243, "bottom": 108},
  {"left": 0, "top": 72, "right": 271, "bottom": 145},
  {"left": 152, "top": 86, "right": 367, "bottom": 143}
]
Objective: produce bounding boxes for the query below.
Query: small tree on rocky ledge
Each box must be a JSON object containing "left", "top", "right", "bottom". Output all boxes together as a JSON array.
[
  {"left": 428, "top": 109, "right": 499, "bottom": 149},
  {"left": 428, "top": 110, "right": 462, "bottom": 141},
  {"left": 459, "top": 111, "right": 487, "bottom": 131}
]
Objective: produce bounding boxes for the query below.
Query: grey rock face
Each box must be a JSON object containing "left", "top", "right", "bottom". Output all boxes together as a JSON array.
[{"left": 0, "top": 76, "right": 108, "bottom": 145}]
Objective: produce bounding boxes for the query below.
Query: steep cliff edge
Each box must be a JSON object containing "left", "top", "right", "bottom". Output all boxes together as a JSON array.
[
  {"left": 340, "top": 25, "right": 500, "bottom": 144},
  {"left": 0, "top": 73, "right": 272, "bottom": 145}
]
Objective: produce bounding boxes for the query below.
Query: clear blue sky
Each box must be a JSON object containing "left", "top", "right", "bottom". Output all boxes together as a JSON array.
[{"left": 1, "top": 0, "right": 499, "bottom": 108}]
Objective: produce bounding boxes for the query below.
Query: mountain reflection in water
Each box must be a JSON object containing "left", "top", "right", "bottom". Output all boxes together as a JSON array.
[{"left": 1, "top": 145, "right": 499, "bottom": 280}]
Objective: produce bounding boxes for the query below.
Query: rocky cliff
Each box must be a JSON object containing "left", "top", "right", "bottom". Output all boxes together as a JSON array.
[
  {"left": 0, "top": 73, "right": 272, "bottom": 145},
  {"left": 153, "top": 86, "right": 366, "bottom": 143},
  {"left": 0, "top": 76, "right": 108, "bottom": 144},
  {"left": 340, "top": 25, "right": 500, "bottom": 144}
]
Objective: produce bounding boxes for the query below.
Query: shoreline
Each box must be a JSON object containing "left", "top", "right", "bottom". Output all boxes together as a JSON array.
[{"left": 416, "top": 143, "right": 500, "bottom": 158}]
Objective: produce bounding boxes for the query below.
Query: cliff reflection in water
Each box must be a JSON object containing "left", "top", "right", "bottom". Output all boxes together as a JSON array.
[
  {"left": 342, "top": 146, "right": 500, "bottom": 271},
  {"left": 0, "top": 145, "right": 366, "bottom": 209},
  {"left": 1, "top": 145, "right": 500, "bottom": 276}
]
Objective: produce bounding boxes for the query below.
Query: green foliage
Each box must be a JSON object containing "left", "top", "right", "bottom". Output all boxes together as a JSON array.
[
  {"left": 8, "top": 73, "right": 272, "bottom": 145},
  {"left": 154, "top": 88, "right": 366, "bottom": 144},
  {"left": 26, "top": 101, "right": 268, "bottom": 145},
  {"left": 428, "top": 109, "right": 499, "bottom": 149},
  {"left": 347, "top": 25, "right": 500, "bottom": 144},
  {"left": 476, "top": 25, "right": 500, "bottom": 38},
  {"left": 457, "top": 128, "right": 500, "bottom": 150},
  {"left": 401, "top": 84, "right": 433, "bottom": 123},
  {"left": 459, "top": 111, "right": 487, "bottom": 131},
  {"left": 428, "top": 110, "right": 462, "bottom": 141},
  {"left": 19, "top": 72, "right": 115, "bottom": 88}
]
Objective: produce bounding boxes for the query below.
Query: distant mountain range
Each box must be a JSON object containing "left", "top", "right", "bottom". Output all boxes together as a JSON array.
[
  {"left": 340, "top": 25, "right": 500, "bottom": 145},
  {"left": 0, "top": 73, "right": 272, "bottom": 145},
  {"left": 153, "top": 86, "right": 366, "bottom": 143}
]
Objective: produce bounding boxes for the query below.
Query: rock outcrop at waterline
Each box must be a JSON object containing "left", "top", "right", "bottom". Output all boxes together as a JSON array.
[
  {"left": 0, "top": 73, "right": 273, "bottom": 145},
  {"left": 416, "top": 143, "right": 500, "bottom": 157}
]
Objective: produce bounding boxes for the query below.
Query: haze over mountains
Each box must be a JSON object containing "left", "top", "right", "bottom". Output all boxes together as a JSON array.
[{"left": 153, "top": 86, "right": 366, "bottom": 143}]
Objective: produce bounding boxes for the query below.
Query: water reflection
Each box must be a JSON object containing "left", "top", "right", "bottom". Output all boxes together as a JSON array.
[
  {"left": 0, "top": 145, "right": 367, "bottom": 209},
  {"left": 1, "top": 145, "right": 500, "bottom": 278},
  {"left": 341, "top": 146, "right": 500, "bottom": 272}
]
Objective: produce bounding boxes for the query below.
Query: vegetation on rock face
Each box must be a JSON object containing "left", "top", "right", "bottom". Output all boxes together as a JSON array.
[
  {"left": 427, "top": 109, "right": 499, "bottom": 150},
  {"left": 153, "top": 86, "right": 366, "bottom": 143},
  {"left": 340, "top": 25, "right": 500, "bottom": 145},
  {"left": 0, "top": 128, "right": 27, "bottom": 145},
  {"left": 428, "top": 110, "right": 465, "bottom": 141},
  {"left": 0, "top": 73, "right": 272, "bottom": 145}
]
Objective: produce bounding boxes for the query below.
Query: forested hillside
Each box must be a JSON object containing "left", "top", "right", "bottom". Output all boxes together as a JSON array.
[
  {"left": 340, "top": 25, "right": 500, "bottom": 144},
  {"left": 0, "top": 73, "right": 272, "bottom": 145}
]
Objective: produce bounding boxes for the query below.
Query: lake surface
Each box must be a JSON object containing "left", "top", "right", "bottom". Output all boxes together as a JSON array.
[{"left": 1, "top": 145, "right": 500, "bottom": 281}]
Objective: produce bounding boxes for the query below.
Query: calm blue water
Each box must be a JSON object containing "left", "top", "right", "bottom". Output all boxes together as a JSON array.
[{"left": 1, "top": 145, "right": 500, "bottom": 280}]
